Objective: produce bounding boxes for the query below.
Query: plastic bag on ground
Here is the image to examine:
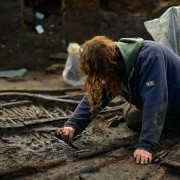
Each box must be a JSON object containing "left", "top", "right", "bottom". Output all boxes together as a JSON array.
[
  {"left": 62, "top": 43, "right": 85, "bottom": 86},
  {"left": 144, "top": 6, "right": 180, "bottom": 56}
]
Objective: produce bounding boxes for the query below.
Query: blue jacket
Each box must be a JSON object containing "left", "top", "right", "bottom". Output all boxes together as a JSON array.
[{"left": 64, "top": 40, "right": 180, "bottom": 154}]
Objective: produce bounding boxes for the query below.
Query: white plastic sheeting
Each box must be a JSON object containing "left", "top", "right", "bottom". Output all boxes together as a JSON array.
[
  {"left": 62, "top": 43, "right": 85, "bottom": 87},
  {"left": 144, "top": 6, "right": 180, "bottom": 56}
]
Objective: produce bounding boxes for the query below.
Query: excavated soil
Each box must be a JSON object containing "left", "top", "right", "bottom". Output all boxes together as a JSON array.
[{"left": 0, "top": 72, "right": 179, "bottom": 180}]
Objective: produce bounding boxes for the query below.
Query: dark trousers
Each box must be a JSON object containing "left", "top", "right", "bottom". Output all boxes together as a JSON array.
[{"left": 123, "top": 103, "right": 180, "bottom": 133}]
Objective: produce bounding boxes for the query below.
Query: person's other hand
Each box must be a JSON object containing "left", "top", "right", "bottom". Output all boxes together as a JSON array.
[
  {"left": 133, "top": 149, "right": 152, "bottom": 164},
  {"left": 56, "top": 127, "right": 75, "bottom": 143}
]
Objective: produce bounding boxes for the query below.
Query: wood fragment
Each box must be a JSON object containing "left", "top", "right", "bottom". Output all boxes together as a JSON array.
[
  {"left": 74, "top": 135, "right": 137, "bottom": 159},
  {"left": 57, "top": 94, "right": 84, "bottom": 100},
  {"left": 0, "top": 156, "right": 67, "bottom": 179},
  {"left": 107, "top": 115, "right": 119, "bottom": 122},
  {"left": 68, "top": 165, "right": 98, "bottom": 176},
  {"left": 33, "top": 127, "right": 57, "bottom": 133},
  {"left": 0, "top": 88, "right": 82, "bottom": 95},
  {"left": 12, "top": 107, "right": 22, "bottom": 115},
  {"left": 101, "top": 103, "right": 127, "bottom": 113},
  {"left": 0, "top": 116, "right": 6, "bottom": 122},
  {"left": 0, "top": 92, "right": 80, "bottom": 105},
  {"left": 31, "top": 105, "right": 41, "bottom": 114},
  {"left": 0, "top": 116, "right": 69, "bottom": 129},
  {"left": 23, "top": 116, "right": 69, "bottom": 126},
  {"left": 0, "top": 124, "right": 25, "bottom": 129},
  {"left": 39, "top": 105, "right": 54, "bottom": 119},
  {"left": 7, "top": 118, "right": 16, "bottom": 125},
  {"left": 25, "top": 106, "right": 38, "bottom": 117},
  {"left": 55, "top": 107, "right": 67, "bottom": 116},
  {"left": 53, "top": 149, "right": 131, "bottom": 180},
  {"left": 3, "top": 109, "right": 15, "bottom": 117},
  {"left": 161, "top": 159, "right": 180, "bottom": 171},
  {"left": 0, "top": 100, "right": 31, "bottom": 109},
  {"left": 21, "top": 106, "right": 37, "bottom": 119}
]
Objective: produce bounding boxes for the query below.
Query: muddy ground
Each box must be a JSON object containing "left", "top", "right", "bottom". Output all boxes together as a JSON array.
[{"left": 0, "top": 71, "right": 179, "bottom": 180}]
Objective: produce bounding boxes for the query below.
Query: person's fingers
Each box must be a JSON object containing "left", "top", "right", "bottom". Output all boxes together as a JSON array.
[
  {"left": 63, "top": 129, "right": 70, "bottom": 141},
  {"left": 68, "top": 130, "right": 74, "bottom": 142},
  {"left": 56, "top": 128, "right": 64, "bottom": 139},
  {"left": 135, "top": 155, "right": 141, "bottom": 164},
  {"left": 140, "top": 156, "right": 147, "bottom": 164},
  {"left": 56, "top": 128, "right": 63, "bottom": 135},
  {"left": 59, "top": 128, "right": 65, "bottom": 139},
  {"left": 135, "top": 155, "right": 147, "bottom": 164},
  {"left": 64, "top": 128, "right": 68, "bottom": 136},
  {"left": 56, "top": 128, "right": 67, "bottom": 141},
  {"left": 134, "top": 149, "right": 153, "bottom": 165},
  {"left": 134, "top": 151, "right": 140, "bottom": 163},
  {"left": 148, "top": 155, "right": 152, "bottom": 163},
  {"left": 56, "top": 127, "right": 75, "bottom": 143},
  {"left": 144, "top": 156, "right": 148, "bottom": 164},
  {"left": 143, "top": 154, "right": 153, "bottom": 164}
]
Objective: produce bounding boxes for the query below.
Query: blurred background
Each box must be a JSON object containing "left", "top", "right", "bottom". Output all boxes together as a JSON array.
[{"left": 0, "top": 0, "right": 179, "bottom": 71}]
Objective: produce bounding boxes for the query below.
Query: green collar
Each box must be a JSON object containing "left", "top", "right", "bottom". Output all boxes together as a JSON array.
[{"left": 114, "top": 37, "right": 144, "bottom": 78}]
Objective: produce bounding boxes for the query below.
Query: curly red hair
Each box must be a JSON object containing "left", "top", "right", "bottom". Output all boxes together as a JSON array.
[{"left": 79, "top": 36, "right": 125, "bottom": 113}]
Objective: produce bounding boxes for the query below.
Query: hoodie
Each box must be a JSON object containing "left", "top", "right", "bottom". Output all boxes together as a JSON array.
[{"left": 114, "top": 37, "right": 144, "bottom": 78}]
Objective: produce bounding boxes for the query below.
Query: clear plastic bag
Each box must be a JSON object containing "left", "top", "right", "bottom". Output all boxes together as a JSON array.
[
  {"left": 62, "top": 43, "right": 85, "bottom": 86},
  {"left": 144, "top": 6, "right": 180, "bottom": 56}
]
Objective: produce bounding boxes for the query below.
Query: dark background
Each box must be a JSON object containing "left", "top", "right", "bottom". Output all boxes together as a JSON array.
[{"left": 0, "top": 0, "right": 179, "bottom": 70}]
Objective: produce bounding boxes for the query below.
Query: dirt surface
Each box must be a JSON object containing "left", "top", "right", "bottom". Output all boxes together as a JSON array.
[
  {"left": 0, "top": 71, "right": 70, "bottom": 91},
  {"left": 0, "top": 72, "right": 179, "bottom": 180}
]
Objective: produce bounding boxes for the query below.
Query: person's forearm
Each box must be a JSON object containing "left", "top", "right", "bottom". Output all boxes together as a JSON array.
[
  {"left": 64, "top": 92, "right": 111, "bottom": 135},
  {"left": 136, "top": 102, "right": 167, "bottom": 154},
  {"left": 64, "top": 96, "right": 92, "bottom": 134}
]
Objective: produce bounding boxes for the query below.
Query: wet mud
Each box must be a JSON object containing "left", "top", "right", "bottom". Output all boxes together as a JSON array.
[{"left": 0, "top": 89, "right": 179, "bottom": 180}]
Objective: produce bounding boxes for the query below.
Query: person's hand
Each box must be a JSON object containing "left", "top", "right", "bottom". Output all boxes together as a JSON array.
[
  {"left": 56, "top": 127, "right": 75, "bottom": 144},
  {"left": 133, "top": 149, "right": 152, "bottom": 164}
]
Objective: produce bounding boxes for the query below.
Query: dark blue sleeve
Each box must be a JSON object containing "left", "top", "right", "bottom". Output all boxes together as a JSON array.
[
  {"left": 64, "top": 93, "right": 110, "bottom": 134},
  {"left": 136, "top": 55, "right": 168, "bottom": 154}
]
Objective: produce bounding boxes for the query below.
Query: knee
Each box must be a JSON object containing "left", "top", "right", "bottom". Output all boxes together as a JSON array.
[{"left": 123, "top": 104, "right": 142, "bottom": 132}]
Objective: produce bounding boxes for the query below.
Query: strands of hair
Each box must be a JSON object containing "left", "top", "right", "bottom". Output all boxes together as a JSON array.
[{"left": 79, "top": 36, "right": 125, "bottom": 113}]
